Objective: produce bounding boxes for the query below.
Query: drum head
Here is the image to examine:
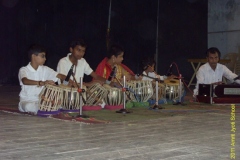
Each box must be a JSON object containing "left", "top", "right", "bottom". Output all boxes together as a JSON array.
[{"left": 164, "top": 79, "right": 179, "bottom": 86}]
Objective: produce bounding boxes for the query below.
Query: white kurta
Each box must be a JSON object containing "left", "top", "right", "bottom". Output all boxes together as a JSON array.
[
  {"left": 57, "top": 53, "right": 93, "bottom": 83},
  {"left": 18, "top": 63, "right": 58, "bottom": 113}
]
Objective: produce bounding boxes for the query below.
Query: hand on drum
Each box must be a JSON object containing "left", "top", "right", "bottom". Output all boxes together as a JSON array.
[
  {"left": 211, "top": 81, "right": 224, "bottom": 85},
  {"left": 120, "top": 73, "right": 134, "bottom": 82},
  {"left": 67, "top": 79, "right": 78, "bottom": 88},
  {"left": 125, "top": 73, "right": 132, "bottom": 81},
  {"left": 84, "top": 80, "right": 104, "bottom": 87},
  {"left": 44, "top": 80, "right": 56, "bottom": 85},
  {"left": 136, "top": 75, "right": 143, "bottom": 80},
  {"left": 110, "top": 82, "right": 122, "bottom": 88},
  {"left": 167, "top": 74, "right": 178, "bottom": 79}
]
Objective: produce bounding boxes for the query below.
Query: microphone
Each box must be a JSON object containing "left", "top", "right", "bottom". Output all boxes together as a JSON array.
[
  {"left": 233, "top": 75, "right": 240, "bottom": 81},
  {"left": 106, "top": 66, "right": 116, "bottom": 84},
  {"left": 166, "top": 63, "right": 173, "bottom": 76},
  {"left": 63, "top": 64, "right": 74, "bottom": 85}
]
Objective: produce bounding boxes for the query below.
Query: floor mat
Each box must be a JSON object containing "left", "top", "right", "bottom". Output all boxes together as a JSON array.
[
  {"left": 0, "top": 104, "right": 239, "bottom": 123},
  {"left": 50, "top": 112, "right": 109, "bottom": 124},
  {"left": 0, "top": 106, "right": 109, "bottom": 124}
]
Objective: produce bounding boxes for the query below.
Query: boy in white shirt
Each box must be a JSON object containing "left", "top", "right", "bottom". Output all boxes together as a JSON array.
[
  {"left": 18, "top": 44, "right": 72, "bottom": 114},
  {"left": 57, "top": 39, "right": 106, "bottom": 87},
  {"left": 141, "top": 57, "right": 183, "bottom": 103},
  {"left": 141, "top": 57, "right": 175, "bottom": 81}
]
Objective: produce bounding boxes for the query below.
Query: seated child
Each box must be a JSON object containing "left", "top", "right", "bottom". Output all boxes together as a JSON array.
[
  {"left": 141, "top": 57, "right": 175, "bottom": 81},
  {"left": 57, "top": 39, "right": 106, "bottom": 87},
  {"left": 95, "top": 44, "right": 137, "bottom": 84},
  {"left": 18, "top": 44, "right": 72, "bottom": 114}
]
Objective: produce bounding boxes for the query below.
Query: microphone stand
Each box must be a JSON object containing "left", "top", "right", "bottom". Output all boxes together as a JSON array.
[
  {"left": 152, "top": 80, "right": 164, "bottom": 109},
  {"left": 116, "top": 76, "right": 131, "bottom": 114},
  {"left": 74, "top": 76, "right": 88, "bottom": 118},
  {"left": 114, "top": 75, "right": 134, "bottom": 102},
  {"left": 141, "top": 73, "right": 164, "bottom": 109},
  {"left": 69, "top": 84, "right": 73, "bottom": 110}
]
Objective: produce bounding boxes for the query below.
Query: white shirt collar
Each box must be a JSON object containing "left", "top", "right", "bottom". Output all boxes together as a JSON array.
[
  {"left": 206, "top": 62, "right": 219, "bottom": 71},
  {"left": 26, "top": 62, "right": 42, "bottom": 72}
]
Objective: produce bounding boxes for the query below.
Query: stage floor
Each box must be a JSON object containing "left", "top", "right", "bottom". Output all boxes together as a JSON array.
[{"left": 0, "top": 85, "right": 239, "bottom": 160}]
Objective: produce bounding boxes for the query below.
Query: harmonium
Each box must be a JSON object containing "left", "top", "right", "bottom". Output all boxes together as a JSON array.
[{"left": 196, "top": 84, "right": 240, "bottom": 104}]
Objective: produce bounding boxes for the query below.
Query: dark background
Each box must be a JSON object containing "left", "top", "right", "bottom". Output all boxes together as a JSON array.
[{"left": 0, "top": 0, "right": 207, "bottom": 85}]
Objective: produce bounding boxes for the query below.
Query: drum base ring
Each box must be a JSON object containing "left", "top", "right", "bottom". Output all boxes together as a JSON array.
[
  {"left": 37, "top": 110, "right": 60, "bottom": 117},
  {"left": 104, "top": 105, "right": 123, "bottom": 110},
  {"left": 83, "top": 105, "right": 102, "bottom": 111}
]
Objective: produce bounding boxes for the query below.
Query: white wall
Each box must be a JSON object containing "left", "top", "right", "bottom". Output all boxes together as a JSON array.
[{"left": 208, "top": 0, "right": 240, "bottom": 56}]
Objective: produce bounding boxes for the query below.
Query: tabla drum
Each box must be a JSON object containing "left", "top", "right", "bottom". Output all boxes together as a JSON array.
[
  {"left": 127, "top": 80, "right": 153, "bottom": 102},
  {"left": 59, "top": 84, "right": 87, "bottom": 110},
  {"left": 39, "top": 84, "right": 62, "bottom": 111},
  {"left": 85, "top": 83, "right": 108, "bottom": 106},
  {"left": 103, "top": 84, "right": 124, "bottom": 109},
  {"left": 151, "top": 81, "right": 166, "bottom": 100},
  {"left": 164, "top": 79, "right": 184, "bottom": 100}
]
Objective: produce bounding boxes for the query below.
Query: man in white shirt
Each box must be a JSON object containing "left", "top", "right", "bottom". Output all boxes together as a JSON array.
[
  {"left": 57, "top": 39, "right": 106, "bottom": 86},
  {"left": 193, "top": 47, "right": 240, "bottom": 97}
]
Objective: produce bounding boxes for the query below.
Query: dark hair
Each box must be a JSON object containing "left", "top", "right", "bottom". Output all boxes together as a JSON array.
[
  {"left": 141, "top": 57, "right": 156, "bottom": 70},
  {"left": 206, "top": 47, "right": 221, "bottom": 58},
  {"left": 70, "top": 39, "right": 87, "bottom": 49},
  {"left": 28, "top": 44, "right": 46, "bottom": 60},
  {"left": 107, "top": 44, "right": 124, "bottom": 58}
]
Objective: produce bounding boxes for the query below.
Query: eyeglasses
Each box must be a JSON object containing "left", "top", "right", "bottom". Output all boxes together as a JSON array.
[{"left": 37, "top": 54, "right": 46, "bottom": 58}]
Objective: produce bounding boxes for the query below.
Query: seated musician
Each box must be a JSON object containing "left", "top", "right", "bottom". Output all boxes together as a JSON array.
[
  {"left": 193, "top": 47, "right": 240, "bottom": 97},
  {"left": 141, "top": 57, "right": 175, "bottom": 81},
  {"left": 95, "top": 44, "right": 138, "bottom": 85},
  {"left": 18, "top": 44, "right": 72, "bottom": 115},
  {"left": 141, "top": 57, "right": 185, "bottom": 103},
  {"left": 57, "top": 39, "right": 106, "bottom": 87}
]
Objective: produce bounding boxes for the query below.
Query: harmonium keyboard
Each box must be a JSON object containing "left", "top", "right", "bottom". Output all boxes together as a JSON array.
[{"left": 196, "top": 84, "right": 240, "bottom": 104}]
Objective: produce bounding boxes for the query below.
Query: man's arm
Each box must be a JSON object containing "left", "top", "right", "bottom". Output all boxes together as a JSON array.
[{"left": 223, "top": 66, "right": 240, "bottom": 84}]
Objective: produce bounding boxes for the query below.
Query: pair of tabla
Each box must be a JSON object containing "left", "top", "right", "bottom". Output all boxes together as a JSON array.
[
  {"left": 102, "top": 80, "right": 162, "bottom": 103},
  {"left": 39, "top": 83, "right": 107, "bottom": 112},
  {"left": 127, "top": 79, "right": 184, "bottom": 102}
]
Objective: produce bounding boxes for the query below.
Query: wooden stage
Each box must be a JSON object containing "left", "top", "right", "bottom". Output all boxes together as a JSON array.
[{"left": 0, "top": 85, "right": 239, "bottom": 160}]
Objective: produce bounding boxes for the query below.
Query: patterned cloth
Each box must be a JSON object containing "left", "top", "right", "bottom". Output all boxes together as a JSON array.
[{"left": 95, "top": 57, "right": 135, "bottom": 81}]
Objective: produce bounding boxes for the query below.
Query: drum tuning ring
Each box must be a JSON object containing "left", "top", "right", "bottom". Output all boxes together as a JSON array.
[
  {"left": 77, "top": 88, "right": 85, "bottom": 93},
  {"left": 122, "top": 88, "right": 129, "bottom": 92}
]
